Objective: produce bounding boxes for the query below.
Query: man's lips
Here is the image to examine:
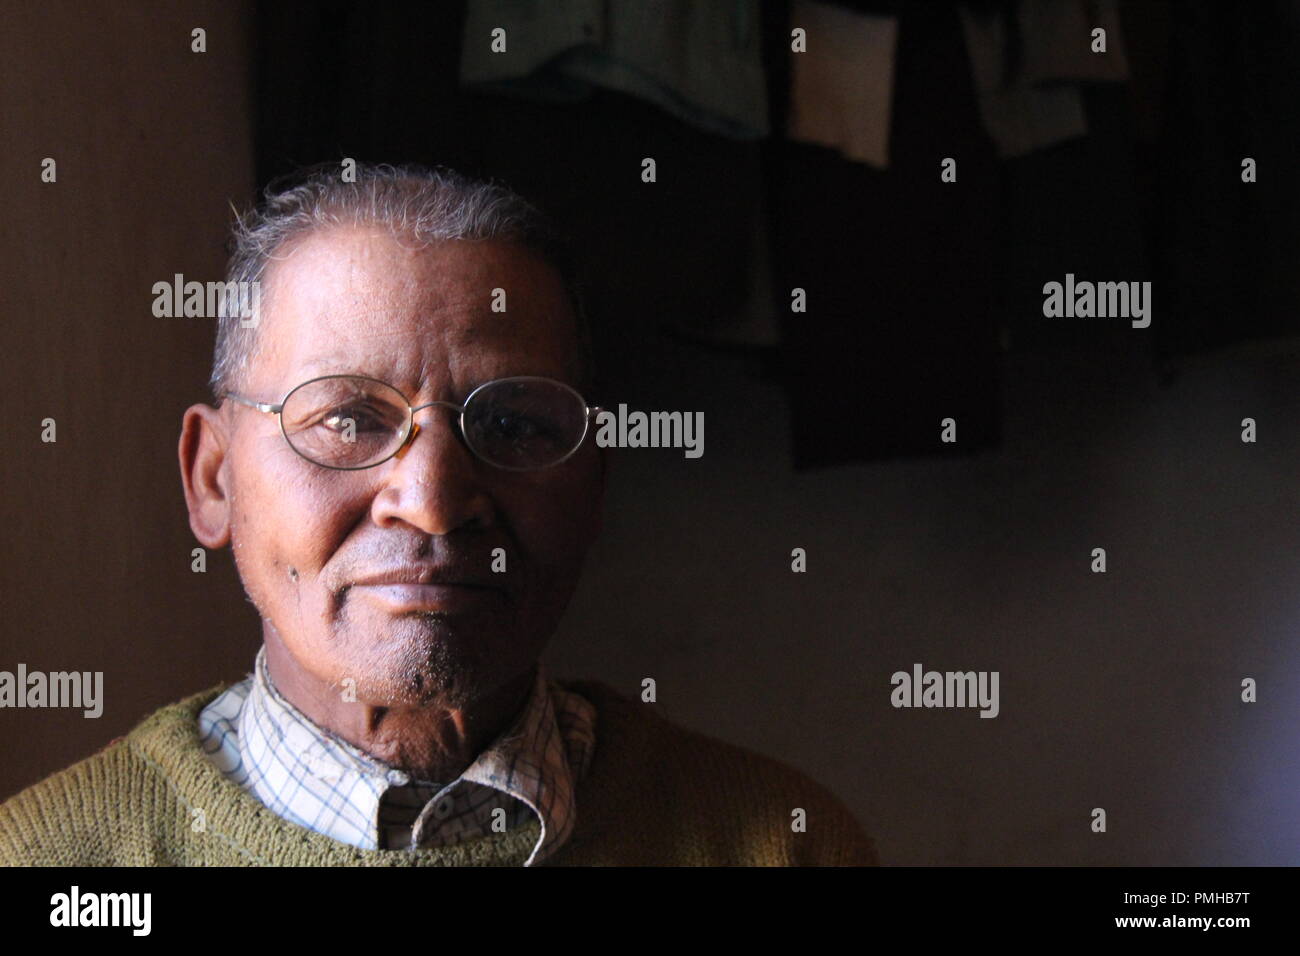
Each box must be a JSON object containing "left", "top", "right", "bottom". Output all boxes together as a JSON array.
[
  {"left": 348, "top": 563, "right": 502, "bottom": 589},
  {"left": 343, "top": 564, "right": 505, "bottom": 613}
]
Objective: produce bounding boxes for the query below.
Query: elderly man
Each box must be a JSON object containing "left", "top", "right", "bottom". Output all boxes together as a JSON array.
[{"left": 0, "top": 163, "right": 877, "bottom": 866}]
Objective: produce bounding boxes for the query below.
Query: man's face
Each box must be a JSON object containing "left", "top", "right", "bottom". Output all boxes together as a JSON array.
[{"left": 217, "top": 227, "right": 602, "bottom": 709}]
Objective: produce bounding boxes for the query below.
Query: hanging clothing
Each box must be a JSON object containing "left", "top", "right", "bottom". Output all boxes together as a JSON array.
[
  {"left": 769, "top": 1, "right": 1001, "bottom": 468},
  {"left": 786, "top": 0, "right": 899, "bottom": 168},
  {"left": 957, "top": 0, "right": 1129, "bottom": 159},
  {"left": 459, "top": 0, "right": 770, "bottom": 140}
]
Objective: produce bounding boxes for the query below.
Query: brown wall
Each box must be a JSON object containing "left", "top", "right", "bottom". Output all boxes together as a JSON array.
[{"left": 0, "top": 1, "right": 257, "bottom": 796}]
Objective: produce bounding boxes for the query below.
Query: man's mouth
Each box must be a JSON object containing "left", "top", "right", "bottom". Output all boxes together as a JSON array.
[{"left": 343, "top": 564, "right": 505, "bottom": 613}]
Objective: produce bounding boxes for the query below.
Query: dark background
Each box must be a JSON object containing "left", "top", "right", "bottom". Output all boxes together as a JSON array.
[{"left": 2, "top": 0, "right": 1298, "bottom": 864}]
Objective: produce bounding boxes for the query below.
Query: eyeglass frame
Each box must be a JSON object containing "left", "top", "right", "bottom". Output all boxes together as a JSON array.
[{"left": 223, "top": 373, "right": 602, "bottom": 472}]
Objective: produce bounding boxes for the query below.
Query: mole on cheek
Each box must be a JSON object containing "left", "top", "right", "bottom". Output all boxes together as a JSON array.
[{"left": 287, "top": 566, "right": 299, "bottom": 582}]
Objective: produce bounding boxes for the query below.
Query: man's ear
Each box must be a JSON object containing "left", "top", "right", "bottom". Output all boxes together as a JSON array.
[{"left": 179, "top": 403, "right": 232, "bottom": 548}]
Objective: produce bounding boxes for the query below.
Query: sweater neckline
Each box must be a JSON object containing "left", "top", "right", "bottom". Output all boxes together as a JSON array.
[{"left": 127, "top": 683, "right": 545, "bottom": 866}]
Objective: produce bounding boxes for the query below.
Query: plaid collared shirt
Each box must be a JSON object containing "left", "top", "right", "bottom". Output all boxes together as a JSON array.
[{"left": 197, "top": 646, "right": 596, "bottom": 866}]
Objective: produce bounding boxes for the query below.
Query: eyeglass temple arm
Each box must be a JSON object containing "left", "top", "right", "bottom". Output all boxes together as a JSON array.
[{"left": 224, "top": 393, "right": 283, "bottom": 414}]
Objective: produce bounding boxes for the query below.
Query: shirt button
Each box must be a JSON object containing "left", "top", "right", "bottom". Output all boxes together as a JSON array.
[{"left": 386, "top": 770, "right": 409, "bottom": 786}]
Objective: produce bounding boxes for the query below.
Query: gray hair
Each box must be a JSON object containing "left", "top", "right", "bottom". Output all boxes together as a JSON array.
[{"left": 210, "top": 161, "right": 591, "bottom": 399}]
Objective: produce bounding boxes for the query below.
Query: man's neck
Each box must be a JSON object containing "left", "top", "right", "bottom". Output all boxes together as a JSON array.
[{"left": 260, "top": 632, "right": 536, "bottom": 783}]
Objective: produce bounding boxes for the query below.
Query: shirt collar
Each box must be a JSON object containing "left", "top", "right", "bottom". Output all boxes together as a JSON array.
[{"left": 235, "top": 644, "right": 593, "bottom": 865}]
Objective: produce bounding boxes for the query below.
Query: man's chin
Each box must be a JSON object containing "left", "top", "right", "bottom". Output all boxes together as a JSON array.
[{"left": 330, "top": 611, "right": 523, "bottom": 709}]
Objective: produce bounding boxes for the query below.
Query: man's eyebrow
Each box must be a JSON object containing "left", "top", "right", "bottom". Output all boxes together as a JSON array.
[
  {"left": 289, "top": 357, "right": 446, "bottom": 396},
  {"left": 295, "top": 358, "right": 369, "bottom": 379},
  {"left": 294, "top": 349, "right": 417, "bottom": 380}
]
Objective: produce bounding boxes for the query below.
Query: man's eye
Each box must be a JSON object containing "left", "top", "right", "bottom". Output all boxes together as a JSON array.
[
  {"left": 320, "top": 407, "right": 388, "bottom": 432},
  {"left": 490, "top": 412, "right": 544, "bottom": 440}
]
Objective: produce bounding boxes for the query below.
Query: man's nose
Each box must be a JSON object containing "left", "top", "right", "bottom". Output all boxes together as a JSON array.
[{"left": 370, "top": 406, "right": 494, "bottom": 535}]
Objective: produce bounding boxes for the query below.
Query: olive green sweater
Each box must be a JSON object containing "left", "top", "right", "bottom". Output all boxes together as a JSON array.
[{"left": 0, "top": 680, "right": 878, "bottom": 866}]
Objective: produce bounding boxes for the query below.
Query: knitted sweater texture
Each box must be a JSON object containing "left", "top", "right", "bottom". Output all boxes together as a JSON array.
[{"left": 0, "top": 679, "right": 878, "bottom": 866}]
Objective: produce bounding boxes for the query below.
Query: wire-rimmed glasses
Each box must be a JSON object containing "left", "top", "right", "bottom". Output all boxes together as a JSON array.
[{"left": 224, "top": 374, "right": 598, "bottom": 471}]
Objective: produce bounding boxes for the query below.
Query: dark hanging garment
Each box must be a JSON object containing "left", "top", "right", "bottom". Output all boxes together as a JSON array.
[
  {"left": 1150, "top": 0, "right": 1300, "bottom": 358},
  {"left": 768, "top": 2, "right": 1001, "bottom": 468}
]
